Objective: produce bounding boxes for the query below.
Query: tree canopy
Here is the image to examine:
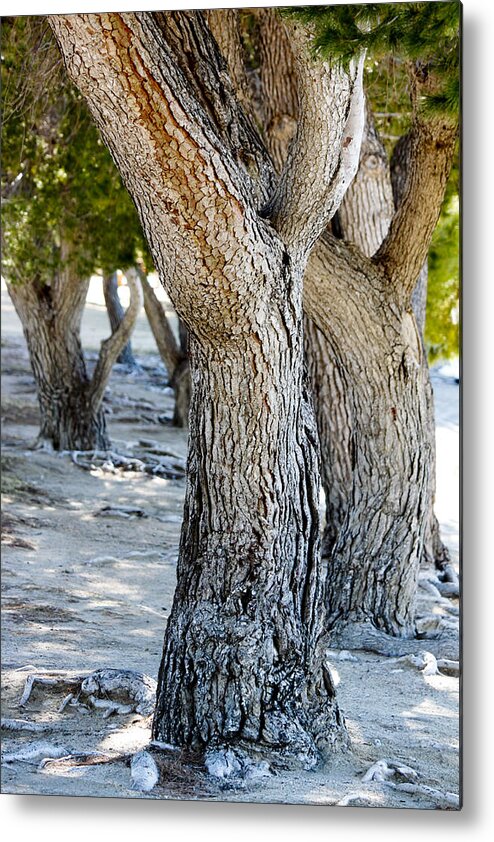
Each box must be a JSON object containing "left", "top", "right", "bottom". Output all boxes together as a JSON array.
[{"left": 1, "top": 16, "right": 148, "bottom": 287}]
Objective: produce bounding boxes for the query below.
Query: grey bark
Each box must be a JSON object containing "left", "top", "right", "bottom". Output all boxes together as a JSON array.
[
  {"left": 103, "top": 272, "right": 137, "bottom": 367},
  {"left": 7, "top": 276, "right": 108, "bottom": 451},
  {"left": 210, "top": 10, "right": 458, "bottom": 649},
  {"left": 390, "top": 130, "right": 452, "bottom": 577},
  {"left": 50, "top": 10, "right": 364, "bottom": 762}
]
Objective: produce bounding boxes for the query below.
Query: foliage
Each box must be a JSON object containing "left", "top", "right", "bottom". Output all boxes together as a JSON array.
[
  {"left": 283, "top": 2, "right": 460, "bottom": 120},
  {"left": 1, "top": 16, "right": 149, "bottom": 288},
  {"left": 425, "top": 192, "right": 459, "bottom": 362}
]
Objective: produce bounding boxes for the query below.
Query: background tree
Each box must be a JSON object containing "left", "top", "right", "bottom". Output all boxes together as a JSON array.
[
  {"left": 290, "top": 1, "right": 460, "bottom": 649},
  {"left": 1, "top": 17, "right": 143, "bottom": 450}
]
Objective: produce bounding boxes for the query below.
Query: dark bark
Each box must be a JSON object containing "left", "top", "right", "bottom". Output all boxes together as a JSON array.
[
  {"left": 7, "top": 278, "right": 109, "bottom": 450},
  {"left": 153, "top": 325, "right": 345, "bottom": 764},
  {"left": 6, "top": 258, "right": 141, "bottom": 451},
  {"left": 50, "top": 10, "right": 363, "bottom": 762},
  {"left": 103, "top": 272, "right": 137, "bottom": 367}
]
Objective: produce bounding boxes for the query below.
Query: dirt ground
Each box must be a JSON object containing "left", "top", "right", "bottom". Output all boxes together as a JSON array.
[{"left": 0, "top": 278, "right": 460, "bottom": 809}]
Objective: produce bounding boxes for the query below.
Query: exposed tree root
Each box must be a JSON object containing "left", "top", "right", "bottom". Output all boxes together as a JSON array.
[
  {"left": 1, "top": 717, "right": 50, "bottom": 733},
  {"left": 69, "top": 448, "right": 185, "bottom": 480},
  {"left": 329, "top": 620, "right": 459, "bottom": 660},
  {"left": 3, "top": 741, "right": 70, "bottom": 764},
  {"left": 360, "top": 759, "right": 459, "bottom": 808},
  {"left": 19, "top": 668, "right": 157, "bottom": 717},
  {"left": 39, "top": 751, "right": 129, "bottom": 771},
  {"left": 205, "top": 746, "right": 272, "bottom": 783}
]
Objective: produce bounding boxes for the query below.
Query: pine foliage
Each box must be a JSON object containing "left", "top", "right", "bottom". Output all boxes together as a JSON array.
[
  {"left": 283, "top": 2, "right": 460, "bottom": 119},
  {"left": 1, "top": 17, "right": 149, "bottom": 288}
]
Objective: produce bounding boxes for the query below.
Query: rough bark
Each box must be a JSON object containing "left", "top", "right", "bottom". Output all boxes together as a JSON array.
[
  {"left": 226, "top": 10, "right": 457, "bottom": 646},
  {"left": 7, "top": 276, "right": 108, "bottom": 451},
  {"left": 103, "top": 272, "right": 137, "bottom": 367},
  {"left": 6, "top": 258, "right": 142, "bottom": 451},
  {"left": 391, "top": 130, "right": 453, "bottom": 577},
  {"left": 305, "top": 234, "right": 433, "bottom": 642},
  {"left": 50, "top": 10, "right": 364, "bottom": 762},
  {"left": 307, "top": 105, "right": 396, "bottom": 556},
  {"left": 140, "top": 271, "right": 191, "bottom": 427}
]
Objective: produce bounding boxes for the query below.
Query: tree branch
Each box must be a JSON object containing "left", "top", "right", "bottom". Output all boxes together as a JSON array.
[
  {"left": 373, "top": 117, "right": 458, "bottom": 303},
  {"left": 261, "top": 23, "right": 365, "bottom": 259},
  {"left": 89, "top": 268, "right": 142, "bottom": 409}
]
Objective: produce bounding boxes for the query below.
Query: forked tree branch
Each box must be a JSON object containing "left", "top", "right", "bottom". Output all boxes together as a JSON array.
[
  {"left": 89, "top": 268, "right": 143, "bottom": 409},
  {"left": 262, "top": 23, "right": 365, "bottom": 259}
]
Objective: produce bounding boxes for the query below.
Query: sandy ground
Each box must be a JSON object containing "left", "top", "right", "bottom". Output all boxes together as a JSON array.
[{"left": 0, "top": 278, "right": 460, "bottom": 808}]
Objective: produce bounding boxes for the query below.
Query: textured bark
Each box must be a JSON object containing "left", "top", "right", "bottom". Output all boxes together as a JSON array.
[
  {"left": 103, "top": 272, "right": 137, "bottom": 367},
  {"left": 390, "top": 132, "right": 428, "bottom": 334},
  {"left": 307, "top": 106, "right": 396, "bottom": 556},
  {"left": 305, "top": 235, "right": 432, "bottom": 640},
  {"left": 374, "top": 117, "right": 458, "bottom": 302},
  {"left": 256, "top": 8, "right": 299, "bottom": 174},
  {"left": 140, "top": 272, "right": 191, "bottom": 427},
  {"left": 6, "top": 253, "right": 141, "bottom": 451},
  {"left": 7, "top": 277, "right": 108, "bottom": 450},
  {"left": 391, "top": 130, "right": 452, "bottom": 575},
  {"left": 50, "top": 10, "right": 363, "bottom": 760}
]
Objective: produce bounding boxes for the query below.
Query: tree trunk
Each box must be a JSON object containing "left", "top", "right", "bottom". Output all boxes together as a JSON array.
[
  {"left": 306, "top": 105, "right": 396, "bottom": 556},
  {"left": 103, "top": 272, "right": 137, "bottom": 367},
  {"left": 8, "top": 279, "right": 109, "bottom": 450},
  {"left": 7, "top": 257, "right": 141, "bottom": 451},
  {"left": 50, "top": 9, "right": 364, "bottom": 763},
  {"left": 305, "top": 235, "right": 432, "bottom": 646},
  {"left": 391, "top": 131, "right": 452, "bottom": 577},
  {"left": 140, "top": 272, "right": 191, "bottom": 427},
  {"left": 153, "top": 326, "right": 345, "bottom": 765}
]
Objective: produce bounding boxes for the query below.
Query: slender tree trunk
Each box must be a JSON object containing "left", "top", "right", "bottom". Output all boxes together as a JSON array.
[
  {"left": 8, "top": 279, "right": 109, "bottom": 450},
  {"left": 140, "top": 272, "right": 191, "bottom": 427},
  {"left": 103, "top": 272, "right": 137, "bottom": 367}
]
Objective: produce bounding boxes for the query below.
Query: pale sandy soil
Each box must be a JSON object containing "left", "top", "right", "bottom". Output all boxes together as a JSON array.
[{"left": 0, "top": 279, "right": 460, "bottom": 808}]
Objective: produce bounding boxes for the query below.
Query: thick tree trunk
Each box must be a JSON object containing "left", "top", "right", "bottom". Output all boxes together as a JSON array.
[
  {"left": 140, "top": 272, "right": 191, "bottom": 427},
  {"left": 103, "top": 272, "right": 136, "bottom": 367},
  {"left": 51, "top": 9, "right": 364, "bottom": 763},
  {"left": 153, "top": 326, "right": 345, "bottom": 764},
  {"left": 8, "top": 279, "right": 109, "bottom": 450},
  {"left": 306, "top": 106, "right": 395, "bottom": 556}
]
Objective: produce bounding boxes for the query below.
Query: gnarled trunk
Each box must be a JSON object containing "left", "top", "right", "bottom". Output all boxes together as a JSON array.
[
  {"left": 50, "top": 9, "right": 364, "bottom": 762},
  {"left": 7, "top": 278, "right": 109, "bottom": 451},
  {"left": 103, "top": 272, "right": 137, "bottom": 368},
  {"left": 153, "top": 322, "right": 344, "bottom": 764},
  {"left": 305, "top": 237, "right": 432, "bottom": 643},
  {"left": 7, "top": 260, "right": 141, "bottom": 451}
]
